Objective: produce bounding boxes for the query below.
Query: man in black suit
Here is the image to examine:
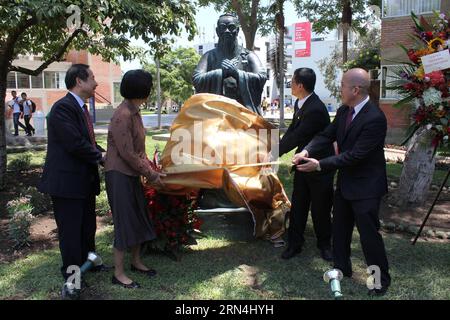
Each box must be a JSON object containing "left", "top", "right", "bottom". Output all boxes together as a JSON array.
[
  {"left": 39, "top": 64, "right": 109, "bottom": 288},
  {"left": 294, "top": 68, "right": 391, "bottom": 296},
  {"left": 278, "top": 68, "right": 335, "bottom": 261}
]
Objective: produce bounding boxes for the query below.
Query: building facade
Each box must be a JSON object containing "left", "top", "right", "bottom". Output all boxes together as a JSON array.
[{"left": 6, "top": 50, "right": 123, "bottom": 121}]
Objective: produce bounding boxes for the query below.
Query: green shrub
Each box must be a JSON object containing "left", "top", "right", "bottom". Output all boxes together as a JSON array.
[
  {"left": 6, "top": 197, "right": 33, "bottom": 216},
  {"left": 96, "top": 191, "right": 110, "bottom": 217},
  {"left": 22, "top": 187, "right": 51, "bottom": 215},
  {"left": 8, "top": 153, "right": 32, "bottom": 172},
  {"left": 6, "top": 197, "right": 34, "bottom": 249}
]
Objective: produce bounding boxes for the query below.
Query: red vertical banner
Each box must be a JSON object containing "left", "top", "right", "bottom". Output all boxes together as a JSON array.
[{"left": 294, "top": 22, "right": 311, "bottom": 58}]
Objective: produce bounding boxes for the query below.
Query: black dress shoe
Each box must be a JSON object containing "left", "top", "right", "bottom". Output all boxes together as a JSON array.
[
  {"left": 90, "top": 264, "right": 113, "bottom": 272},
  {"left": 368, "top": 286, "right": 389, "bottom": 297},
  {"left": 281, "top": 246, "right": 302, "bottom": 260},
  {"left": 130, "top": 264, "right": 157, "bottom": 277},
  {"left": 111, "top": 276, "right": 141, "bottom": 289},
  {"left": 320, "top": 248, "right": 333, "bottom": 262}
]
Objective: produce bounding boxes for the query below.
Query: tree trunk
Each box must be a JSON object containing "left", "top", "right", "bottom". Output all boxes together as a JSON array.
[
  {"left": 156, "top": 57, "right": 162, "bottom": 130},
  {"left": 0, "top": 71, "right": 7, "bottom": 190},
  {"left": 341, "top": 0, "right": 351, "bottom": 63},
  {"left": 232, "top": 0, "right": 259, "bottom": 50},
  {"left": 243, "top": 29, "right": 256, "bottom": 51},
  {"left": 342, "top": 24, "right": 348, "bottom": 63},
  {"left": 278, "top": 27, "right": 285, "bottom": 129},
  {"left": 396, "top": 127, "right": 436, "bottom": 207}
]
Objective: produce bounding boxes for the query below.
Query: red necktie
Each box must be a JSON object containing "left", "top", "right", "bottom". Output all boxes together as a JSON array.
[
  {"left": 82, "top": 104, "right": 96, "bottom": 145},
  {"left": 345, "top": 108, "right": 355, "bottom": 132}
]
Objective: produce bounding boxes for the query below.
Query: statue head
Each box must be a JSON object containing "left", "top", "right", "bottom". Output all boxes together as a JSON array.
[{"left": 216, "top": 14, "right": 239, "bottom": 45}]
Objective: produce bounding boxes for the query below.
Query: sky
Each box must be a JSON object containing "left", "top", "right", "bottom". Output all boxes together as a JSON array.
[{"left": 120, "top": 2, "right": 303, "bottom": 72}]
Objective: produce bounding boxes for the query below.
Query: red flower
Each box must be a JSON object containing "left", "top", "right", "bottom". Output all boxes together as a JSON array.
[
  {"left": 427, "top": 71, "right": 446, "bottom": 87},
  {"left": 193, "top": 219, "right": 203, "bottom": 230},
  {"left": 407, "top": 49, "right": 420, "bottom": 64},
  {"left": 403, "top": 82, "right": 417, "bottom": 91}
]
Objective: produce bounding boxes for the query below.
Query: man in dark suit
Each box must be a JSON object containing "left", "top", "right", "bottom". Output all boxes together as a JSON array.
[
  {"left": 39, "top": 64, "right": 109, "bottom": 288},
  {"left": 294, "top": 68, "right": 391, "bottom": 296},
  {"left": 278, "top": 68, "right": 335, "bottom": 261}
]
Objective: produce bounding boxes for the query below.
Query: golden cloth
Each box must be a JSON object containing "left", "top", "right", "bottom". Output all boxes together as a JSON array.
[{"left": 158, "top": 93, "right": 290, "bottom": 240}]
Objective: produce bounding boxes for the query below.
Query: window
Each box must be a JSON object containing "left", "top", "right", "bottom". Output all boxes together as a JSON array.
[
  {"left": 44, "top": 71, "right": 65, "bottom": 89},
  {"left": 44, "top": 71, "right": 57, "bottom": 88},
  {"left": 17, "top": 73, "right": 30, "bottom": 88},
  {"left": 381, "top": 65, "right": 405, "bottom": 99},
  {"left": 31, "top": 74, "right": 43, "bottom": 88},
  {"left": 113, "top": 82, "right": 122, "bottom": 104},
  {"left": 7, "top": 72, "right": 17, "bottom": 89},
  {"left": 383, "top": 0, "right": 440, "bottom": 18}
]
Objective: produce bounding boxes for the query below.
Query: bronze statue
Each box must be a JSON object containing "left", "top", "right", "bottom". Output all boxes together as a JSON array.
[
  {"left": 193, "top": 13, "right": 267, "bottom": 115},
  {"left": 192, "top": 14, "right": 268, "bottom": 209}
]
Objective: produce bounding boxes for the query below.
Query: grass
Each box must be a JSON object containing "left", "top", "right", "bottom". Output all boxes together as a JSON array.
[
  {"left": 2, "top": 131, "right": 450, "bottom": 300},
  {"left": 1, "top": 218, "right": 450, "bottom": 300}
]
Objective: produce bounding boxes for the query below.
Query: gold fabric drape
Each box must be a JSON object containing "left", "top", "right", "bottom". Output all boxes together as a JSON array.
[{"left": 157, "top": 93, "right": 290, "bottom": 240}]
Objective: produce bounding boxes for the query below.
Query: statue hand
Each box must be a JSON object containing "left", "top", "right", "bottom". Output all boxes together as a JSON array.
[{"left": 222, "top": 60, "right": 238, "bottom": 79}]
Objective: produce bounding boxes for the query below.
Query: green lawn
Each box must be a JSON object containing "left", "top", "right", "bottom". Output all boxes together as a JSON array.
[
  {"left": 2, "top": 133, "right": 450, "bottom": 300},
  {"left": 1, "top": 216, "right": 449, "bottom": 300}
]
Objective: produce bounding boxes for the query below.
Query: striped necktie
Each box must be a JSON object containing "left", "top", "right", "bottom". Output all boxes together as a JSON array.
[{"left": 82, "top": 104, "right": 96, "bottom": 145}]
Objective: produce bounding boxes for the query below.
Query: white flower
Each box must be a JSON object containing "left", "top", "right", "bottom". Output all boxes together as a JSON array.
[
  {"left": 426, "top": 124, "right": 433, "bottom": 130},
  {"left": 413, "top": 98, "right": 423, "bottom": 110},
  {"left": 439, "top": 13, "right": 446, "bottom": 19},
  {"left": 422, "top": 87, "right": 443, "bottom": 106}
]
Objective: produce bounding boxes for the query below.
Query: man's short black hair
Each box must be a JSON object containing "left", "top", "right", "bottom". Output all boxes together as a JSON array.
[
  {"left": 21, "top": 92, "right": 27, "bottom": 96},
  {"left": 65, "top": 64, "right": 90, "bottom": 90},
  {"left": 11, "top": 90, "right": 16, "bottom": 94},
  {"left": 293, "top": 68, "right": 316, "bottom": 93},
  {"left": 120, "top": 69, "right": 153, "bottom": 99}
]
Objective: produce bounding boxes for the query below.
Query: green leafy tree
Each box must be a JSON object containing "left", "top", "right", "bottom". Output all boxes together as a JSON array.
[
  {"left": 198, "top": 0, "right": 266, "bottom": 50},
  {"left": 143, "top": 47, "right": 201, "bottom": 106},
  {"left": 0, "top": 0, "right": 197, "bottom": 189},
  {"left": 293, "top": 0, "right": 381, "bottom": 62},
  {"left": 317, "top": 26, "right": 381, "bottom": 102}
]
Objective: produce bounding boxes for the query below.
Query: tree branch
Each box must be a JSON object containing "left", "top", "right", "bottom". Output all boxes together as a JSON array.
[
  {"left": 2, "top": 16, "right": 38, "bottom": 70},
  {"left": 9, "top": 28, "right": 86, "bottom": 76}
]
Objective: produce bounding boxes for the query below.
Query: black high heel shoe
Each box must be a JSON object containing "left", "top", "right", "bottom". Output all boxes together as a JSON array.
[
  {"left": 130, "top": 264, "right": 157, "bottom": 277},
  {"left": 111, "top": 276, "right": 141, "bottom": 289}
]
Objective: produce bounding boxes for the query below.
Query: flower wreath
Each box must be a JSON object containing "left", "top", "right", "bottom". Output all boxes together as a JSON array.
[{"left": 389, "top": 11, "right": 450, "bottom": 148}]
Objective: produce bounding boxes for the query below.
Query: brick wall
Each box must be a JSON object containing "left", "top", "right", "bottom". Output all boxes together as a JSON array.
[
  {"left": 64, "top": 51, "right": 122, "bottom": 106},
  {"left": 381, "top": 16, "right": 417, "bottom": 64},
  {"left": 65, "top": 50, "right": 89, "bottom": 65},
  {"left": 380, "top": 101, "right": 412, "bottom": 144}
]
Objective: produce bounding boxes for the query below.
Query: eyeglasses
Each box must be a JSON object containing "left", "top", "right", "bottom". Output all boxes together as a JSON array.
[{"left": 218, "top": 23, "right": 237, "bottom": 33}]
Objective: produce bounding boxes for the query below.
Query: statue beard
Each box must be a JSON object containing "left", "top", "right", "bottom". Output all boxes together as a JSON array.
[{"left": 218, "top": 35, "right": 239, "bottom": 56}]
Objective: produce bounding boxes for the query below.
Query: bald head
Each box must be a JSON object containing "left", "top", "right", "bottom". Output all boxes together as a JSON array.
[
  {"left": 341, "top": 68, "right": 370, "bottom": 107},
  {"left": 344, "top": 68, "right": 370, "bottom": 94}
]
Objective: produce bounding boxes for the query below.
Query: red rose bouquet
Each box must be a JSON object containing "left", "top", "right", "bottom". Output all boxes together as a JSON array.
[{"left": 142, "top": 149, "right": 203, "bottom": 259}]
